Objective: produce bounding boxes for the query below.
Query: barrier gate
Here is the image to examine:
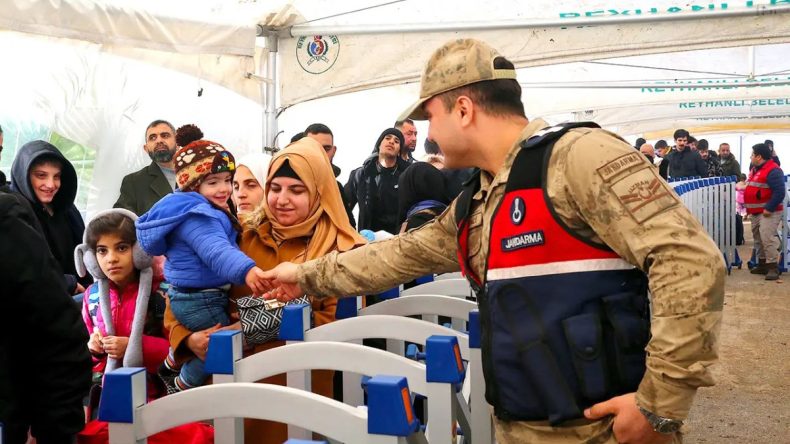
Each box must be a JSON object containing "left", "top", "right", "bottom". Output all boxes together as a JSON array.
[
  {"left": 670, "top": 175, "right": 789, "bottom": 273},
  {"left": 672, "top": 176, "right": 738, "bottom": 273}
]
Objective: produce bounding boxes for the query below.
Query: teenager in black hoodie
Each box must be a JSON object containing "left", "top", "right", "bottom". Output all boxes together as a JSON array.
[
  {"left": 10, "top": 140, "right": 92, "bottom": 295},
  {"left": 344, "top": 128, "right": 410, "bottom": 234}
]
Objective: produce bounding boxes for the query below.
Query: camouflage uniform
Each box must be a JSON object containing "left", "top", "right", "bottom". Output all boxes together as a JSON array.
[{"left": 297, "top": 40, "right": 724, "bottom": 443}]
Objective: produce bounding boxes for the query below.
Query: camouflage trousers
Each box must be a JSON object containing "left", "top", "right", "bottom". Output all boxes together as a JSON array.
[{"left": 494, "top": 416, "right": 683, "bottom": 444}]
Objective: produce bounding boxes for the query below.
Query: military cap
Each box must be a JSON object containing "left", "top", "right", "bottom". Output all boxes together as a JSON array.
[{"left": 399, "top": 39, "right": 518, "bottom": 121}]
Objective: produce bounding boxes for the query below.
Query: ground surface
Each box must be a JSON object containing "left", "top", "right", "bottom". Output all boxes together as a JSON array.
[{"left": 684, "top": 221, "right": 789, "bottom": 443}]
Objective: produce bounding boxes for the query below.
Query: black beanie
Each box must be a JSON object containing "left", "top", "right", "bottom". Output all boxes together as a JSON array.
[
  {"left": 271, "top": 159, "right": 301, "bottom": 180},
  {"left": 373, "top": 128, "right": 405, "bottom": 153}
]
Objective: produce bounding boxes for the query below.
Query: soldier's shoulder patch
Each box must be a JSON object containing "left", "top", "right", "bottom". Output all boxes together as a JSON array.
[
  {"left": 610, "top": 167, "right": 679, "bottom": 224},
  {"left": 597, "top": 152, "right": 645, "bottom": 183}
]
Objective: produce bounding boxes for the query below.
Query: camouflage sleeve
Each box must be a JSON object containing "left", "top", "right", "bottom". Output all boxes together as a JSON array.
[
  {"left": 556, "top": 129, "right": 725, "bottom": 420},
  {"left": 297, "top": 203, "right": 461, "bottom": 298}
]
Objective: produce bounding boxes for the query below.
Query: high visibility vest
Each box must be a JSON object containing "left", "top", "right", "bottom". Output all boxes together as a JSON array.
[
  {"left": 744, "top": 159, "right": 783, "bottom": 215},
  {"left": 455, "top": 123, "right": 649, "bottom": 424}
]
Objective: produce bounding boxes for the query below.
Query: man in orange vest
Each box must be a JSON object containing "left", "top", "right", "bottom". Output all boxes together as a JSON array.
[{"left": 745, "top": 143, "right": 786, "bottom": 280}]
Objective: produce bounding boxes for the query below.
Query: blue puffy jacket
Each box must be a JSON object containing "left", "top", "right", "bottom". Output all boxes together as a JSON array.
[{"left": 136, "top": 191, "right": 255, "bottom": 289}]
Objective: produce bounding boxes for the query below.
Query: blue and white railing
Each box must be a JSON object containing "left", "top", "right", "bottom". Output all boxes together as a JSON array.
[
  {"left": 98, "top": 368, "right": 425, "bottom": 444},
  {"left": 671, "top": 176, "right": 738, "bottom": 272},
  {"left": 205, "top": 329, "right": 464, "bottom": 444}
]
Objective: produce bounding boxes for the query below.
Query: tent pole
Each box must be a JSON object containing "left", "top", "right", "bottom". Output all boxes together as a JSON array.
[{"left": 264, "top": 33, "right": 279, "bottom": 152}]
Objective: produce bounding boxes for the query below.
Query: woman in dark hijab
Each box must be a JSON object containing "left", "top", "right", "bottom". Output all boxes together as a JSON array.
[{"left": 397, "top": 161, "right": 450, "bottom": 232}]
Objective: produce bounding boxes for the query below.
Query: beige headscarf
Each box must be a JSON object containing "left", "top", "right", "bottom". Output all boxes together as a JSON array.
[{"left": 245, "top": 138, "right": 366, "bottom": 261}]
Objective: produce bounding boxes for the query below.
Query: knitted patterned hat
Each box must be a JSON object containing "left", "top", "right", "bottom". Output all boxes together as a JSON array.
[{"left": 174, "top": 124, "right": 236, "bottom": 191}]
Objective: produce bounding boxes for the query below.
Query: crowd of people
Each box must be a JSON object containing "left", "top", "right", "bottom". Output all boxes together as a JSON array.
[
  {"left": 0, "top": 36, "right": 783, "bottom": 444},
  {"left": 635, "top": 131, "right": 786, "bottom": 280},
  {"left": 0, "top": 112, "right": 474, "bottom": 443}
]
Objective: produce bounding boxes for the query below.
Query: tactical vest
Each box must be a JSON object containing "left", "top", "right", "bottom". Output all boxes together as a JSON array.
[
  {"left": 744, "top": 159, "right": 783, "bottom": 215},
  {"left": 455, "top": 123, "right": 650, "bottom": 425}
]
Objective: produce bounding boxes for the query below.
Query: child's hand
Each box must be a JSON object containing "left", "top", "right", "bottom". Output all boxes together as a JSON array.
[
  {"left": 102, "top": 336, "right": 129, "bottom": 360},
  {"left": 187, "top": 324, "right": 222, "bottom": 360},
  {"left": 245, "top": 266, "right": 268, "bottom": 296},
  {"left": 88, "top": 327, "right": 105, "bottom": 355}
]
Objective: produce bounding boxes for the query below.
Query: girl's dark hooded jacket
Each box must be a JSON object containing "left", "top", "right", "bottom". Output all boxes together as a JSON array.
[{"left": 10, "top": 140, "right": 91, "bottom": 291}]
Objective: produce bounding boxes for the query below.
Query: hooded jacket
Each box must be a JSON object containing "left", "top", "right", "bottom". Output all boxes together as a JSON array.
[
  {"left": 10, "top": 140, "right": 90, "bottom": 291},
  {"left": 136, "top": 191, "right": 255, "bottom": 289},
  {"left": 0, "top": 190, "right": 92, "bottom": 443},
  {"left": 344, "top": 129, "right": 409, "bottom": 233},
  {"left": 720, "top": 153, "right": 742, "bottom": 177},
  {"left": 82, "top": 276, "right": 168, "bottom": 374}
]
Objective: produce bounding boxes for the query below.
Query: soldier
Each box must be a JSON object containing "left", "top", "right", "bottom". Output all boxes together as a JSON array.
[{"left": 261, "top": 39, "right": 724, "bottom": 444}]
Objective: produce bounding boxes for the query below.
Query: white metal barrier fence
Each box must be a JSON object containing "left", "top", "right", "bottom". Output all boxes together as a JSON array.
[
  {"left": 671, "top": 176, "right": 738, "bottom": 273},
  {"left": 670, "top": 175, "right": 789, "bottom": 273}
]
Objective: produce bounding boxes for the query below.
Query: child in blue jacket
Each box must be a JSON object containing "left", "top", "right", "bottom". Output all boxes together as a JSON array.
[{"left": 136, "top": 125, "right": 266, "bottom": 393}]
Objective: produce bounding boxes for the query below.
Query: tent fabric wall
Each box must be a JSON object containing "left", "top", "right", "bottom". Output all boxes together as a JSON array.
[
  {"left": 277, "top": 3, "right": 790, "bottom": 106},
  {"left": 2, "top": 0, "right": 790, "bottom": 216},
  {"left": 0, "top": 29, "right": 263, "bottom": 215}
]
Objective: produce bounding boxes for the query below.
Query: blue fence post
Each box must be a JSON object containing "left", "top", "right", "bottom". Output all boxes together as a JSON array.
[{"left": 367, "top": 376, "right": 420, "bottom": 437}]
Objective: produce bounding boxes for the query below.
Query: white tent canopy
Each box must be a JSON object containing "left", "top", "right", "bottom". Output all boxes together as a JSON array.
[{"left": 1, "top": 0, "right": 789, "bottom": 215}]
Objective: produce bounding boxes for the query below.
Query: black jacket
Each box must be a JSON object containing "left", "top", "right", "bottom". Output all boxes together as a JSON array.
[
  {"left": 114, "top": 161, "right": 173, "bottom": 216},
  {"left": 667, "top": 148, "right": 708, "bottom": 179},
  {"left": 345, "top": 155, "right": 410, "bottom": 234},
  {"left": 10, "top": 140, "right": 91, "bottom": 291},
  {"left": 0, "top": 191, "right": 92, "bottom": 444},
  {"left": 332, "top": 163, "right": 356, "bottom": 228}
]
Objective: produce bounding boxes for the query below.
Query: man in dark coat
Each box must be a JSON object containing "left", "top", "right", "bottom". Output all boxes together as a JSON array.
[
  {"left": 304, "top": 123, "right": 356, "bottom": 228},
  {"left": 114, "top": 119, "right": 177, "bottom": 215},
  {"left": 668, "top": 129, "right": 708, "bottom": 179},
  {"left": 0, "top": 189, "right": 92, "bottom": 444},
  {"left": 718, "top": 142, "right": 741, "bottom": 177}
]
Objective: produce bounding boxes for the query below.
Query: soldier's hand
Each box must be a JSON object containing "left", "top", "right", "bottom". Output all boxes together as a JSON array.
[
  {"left": 584, "top": 393, "right": 672, "bottom": 444},
  {"left": 260, "top": 262, "right": 304, "bottom": 302}
]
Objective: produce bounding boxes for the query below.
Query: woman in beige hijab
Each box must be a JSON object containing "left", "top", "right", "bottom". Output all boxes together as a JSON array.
[{"left": 165, "top": 137, "right": 366, "bottom": 444}]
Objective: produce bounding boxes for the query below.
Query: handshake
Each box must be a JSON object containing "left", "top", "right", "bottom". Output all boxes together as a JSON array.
[{"left": 244, "top": 262, "right": 304, "bottom": 302}]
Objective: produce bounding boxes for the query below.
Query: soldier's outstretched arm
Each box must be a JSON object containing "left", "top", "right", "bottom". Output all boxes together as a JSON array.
[
  {"left": 295, "top": 205, "right": 461, "bottom": 299},
  {"left": 559, "top": 129, "right": 724, "bottom": 421}
]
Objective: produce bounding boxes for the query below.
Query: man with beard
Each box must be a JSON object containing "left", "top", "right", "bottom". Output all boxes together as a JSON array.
[
  {"left": 718, "top": 142, "right": 741, "bottom": 177},
  {"left": 395, "top": 118, "right": 418, "bottom": 164},
  {"left": 668, "top": 129, "right": 707, "bottom": 178},
  {"left": 115, "top": 119, "right": 178, "bottom": 215},
  {"left": 697, "top": 139, "right": 722, "bottom": 177}
]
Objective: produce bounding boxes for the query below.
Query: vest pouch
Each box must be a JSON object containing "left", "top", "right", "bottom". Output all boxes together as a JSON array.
[
  {"left": 562, "top": 313, "right": 609, "bottom": 402},
  {"left": 513, "top": 340, "right": 582, "bottom": 424},
  {"left": 602, "top": 292, "right": 649, "bottom": 391},
  {"left": 497, "top": 287, "right": 582, "bottom": 424}
]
